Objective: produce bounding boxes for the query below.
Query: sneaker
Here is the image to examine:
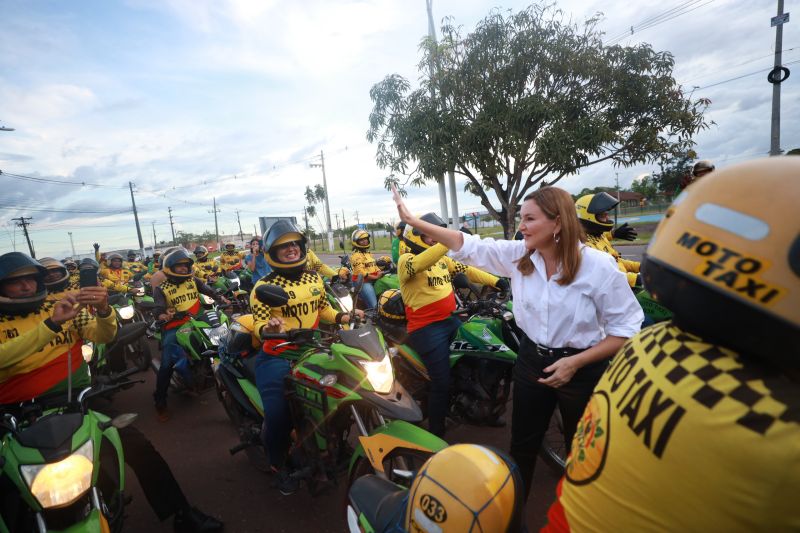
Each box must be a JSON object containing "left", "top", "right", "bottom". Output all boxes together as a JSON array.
[
  {"left": 173, "top": 506, "right": 223, "bottom": 532},
  {"left": 273, "top": 468, "right": 299, "bottom": 496},
  {"left": 156, "top": 405, "right": 171, "bottom": 423}
]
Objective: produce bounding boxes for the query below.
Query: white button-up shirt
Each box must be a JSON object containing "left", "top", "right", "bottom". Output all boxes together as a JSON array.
[{"left": 451, "top": 234, "right": 643, "bottom": 349}]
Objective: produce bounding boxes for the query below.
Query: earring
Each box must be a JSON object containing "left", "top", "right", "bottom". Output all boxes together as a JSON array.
[{"left": 553, "top": 232, "right": 560, "bottom": 244}]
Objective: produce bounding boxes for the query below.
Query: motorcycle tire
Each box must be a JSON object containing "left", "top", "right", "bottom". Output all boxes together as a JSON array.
[
  {"left": 539, "top": 410, "right": 567, "bottom": 474},
  {"left": 130, "top": 338, "right": 152, "bottom": 372}
]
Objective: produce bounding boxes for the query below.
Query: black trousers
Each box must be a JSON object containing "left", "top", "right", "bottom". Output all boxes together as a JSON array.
[
  {"left": 510, "top": 336, "right": 607, "bottom": 500},
  {"left": 96, "top": 406, "right": 189, "bottom": 521}
]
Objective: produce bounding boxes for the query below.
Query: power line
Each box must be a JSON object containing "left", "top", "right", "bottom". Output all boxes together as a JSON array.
[
  {"left": 606, "top": 0, "right": 716, "bottom": 46},
  {"left": 0, "top": 170, "right": 127, "bottom": 189},
  {"left": 680, "top": 45, "right": 799, "bottom": 85},
  {"left": 695, "top": 59, "right": 800, "bottom": 90},
  {"left": 0, "top": 203, "right": 131, "bottom": 214}
]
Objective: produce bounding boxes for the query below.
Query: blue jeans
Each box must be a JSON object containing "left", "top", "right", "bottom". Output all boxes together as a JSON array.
[
  {"left": 406, "top": 317, "right": 461, "bottom": 437},
  {"left": 154, "top": 328, "right": 191, "bottom": 407},
  {"left": 359, "top": 282, "right": 378, "bottom": 309},
  {"left": 254, "top": 351, "right": 292, "bottom": 469}
]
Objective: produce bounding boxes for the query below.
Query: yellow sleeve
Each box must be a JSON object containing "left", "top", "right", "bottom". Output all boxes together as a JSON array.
[
  {"left": 445, "top": 258, "right": 500, "bottom": 287},
  {"left": 625, "top": 271, "right": 639, "bottom": 287},
  {"left": 620, "top": 258, "right": 641, "bottom": 274},
  {"left": 398, "top": 244, "right": 449, "bottom": 282},
  {"left": 317, "top": 280, "right": 338, "bottom": 324},
  {"left": 307, "top": 250, "right": 337, "bottom": 278},
  {"left": 0, "top": 321, "right": 59, "bottom": 371},
  {"left": 73, "top": 309, "right": 118, "bottom": 344},
  {"left": 100, "top": 277, "right": 128, "bottom": 293},
  {"left": 250, "top": 280, "right": 272, "bottom": 336}
]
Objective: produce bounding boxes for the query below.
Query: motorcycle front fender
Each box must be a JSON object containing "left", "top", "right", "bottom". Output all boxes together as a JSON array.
[{"left": 350, "top": 420, "right": 447, "bottom": 476}]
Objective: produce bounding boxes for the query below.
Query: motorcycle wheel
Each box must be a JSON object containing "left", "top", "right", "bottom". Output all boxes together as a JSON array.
[
  {"left": 130, "top": 338, "right": 152, "bottom": 372},
  {"left": 539, "top": 410, "right": 567, "bottom": 474}
]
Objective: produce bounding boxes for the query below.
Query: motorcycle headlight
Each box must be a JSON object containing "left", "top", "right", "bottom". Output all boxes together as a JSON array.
[
  {"left": 359, "top": 353, "right": 394, "bottom": 394},
  {"left": 201, "top": 294, "right": 215, "bottom": 305},
  {"left": 204, "top": 324, "right": 229, "bottom": 346},
  {"left": 117, "top": 305, "right": 135, "bottom": 320},
  {"left": 20, "top": 440, "right": 93, "bottom": 509},
  {"left": 81, "top": 343, "right": 94, "bottom": 362}
]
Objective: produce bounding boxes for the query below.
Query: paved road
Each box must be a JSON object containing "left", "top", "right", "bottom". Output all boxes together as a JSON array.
[{"left": 113, "top": 350, "right": 561, "bottom": 532}]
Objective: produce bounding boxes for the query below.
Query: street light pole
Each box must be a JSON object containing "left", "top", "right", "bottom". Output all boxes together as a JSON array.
[
  {"left": 68, "top": 232, "right": 76, "bottom": 257},
  {"left": 769, "top": 0, "right": 787, "bottom": 155}
]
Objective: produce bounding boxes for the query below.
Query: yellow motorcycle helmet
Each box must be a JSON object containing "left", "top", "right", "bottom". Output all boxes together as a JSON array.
[
  {"left": 161, "top": 248, "right": 195, "bottom": 282},
  {"left": 403, "top": 213, "right": 446, "bottom": 255},
  {"left": 643, "top": 157, "right": 799, "bottom": 369},
  {"left": 575, "top": 192, "right": 619, "bottom": 234},
  {"left": 224, "top": 241, "right": 236, "bottom": 252},
  {"left": 351, "top": 229, "right": 371, "bottom": 250},
  {"left": 405, "top": 444, "right": 524, "bottom": 532},
  {"left": 378, "top": 288, "right": 405, "bottom": 322}
]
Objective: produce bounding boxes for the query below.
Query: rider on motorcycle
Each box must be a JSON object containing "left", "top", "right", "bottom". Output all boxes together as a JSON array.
[
  {"left": 249, "top": 220, "right": 361, "bottom": 495},
  {"left": 39, "top": 256, "right": 79, "bottom": 293},
  {"left": 219, "top": 242, "right": 242, "bottom": 273},
  {"left": 0, "top": 252, "right": 223, "bottom": 532},
  {"left": 545, "top": 158, "right": 800, "bottom": 531},
  {"left": 391, "top": 221, "right": 406, "bottom": 264},
  {"left": 575, "top": 192, "right": 640, "bottom": 287},
  {"left": 125, "top": 249, "right": 146, "bottom": 276},
  {"left": 99, "top": 252, "right": 133, "bottom": 294},
  {"left": 63, "top": 258, "right": 80, "bottom": 289},
  {"left": 398, "top": 213, "right": 508, "bottom": 437},
  {"left": 152, "top": 249, "right": 228, "bottom": 421},
  {"left": 349, "top": 229, "right": 383, "bottom": 309},
  {"left": 193, "top": 245, "right": 219, "bottom": 282}
]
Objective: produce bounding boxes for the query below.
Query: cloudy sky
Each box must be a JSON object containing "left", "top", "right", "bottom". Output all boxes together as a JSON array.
[{"left": 1, "top": 0, "right": 797, "bottom": 258}]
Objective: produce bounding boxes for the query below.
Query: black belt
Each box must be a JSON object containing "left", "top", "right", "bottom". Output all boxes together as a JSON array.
[{"left": 527, "top": 340, "right": 585, "bottom": 359}]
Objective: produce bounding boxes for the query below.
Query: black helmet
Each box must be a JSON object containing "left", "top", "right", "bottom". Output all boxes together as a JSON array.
[
  {"left": 575, "top": 192, "right": 619, "bottom": 235},
  {"left": 194, "top": 245, "right": 209, "bottom": 261},
  {"left": 692, "top": 159, "right": 715, "bottom": 178},
  {"left": 263, "top": 220, "right": 307, "bottom": 275},
  {"left": 38, "top": 257, "right": 70, "bottom": 293},
  {"left": 0, "top": 252, "right": 48, "bottom": 315},
  {"left": 63, "top": 258, "right": 78, "bottom": 271},
  {"left": 162, "top": 248, "right": 195, "bottom": 282},
  {"left": 403, "top": 212, "right": 446, "bottom": 255},
  {"left": 127, "top": 249, "right": 137, "bottom": 260}
]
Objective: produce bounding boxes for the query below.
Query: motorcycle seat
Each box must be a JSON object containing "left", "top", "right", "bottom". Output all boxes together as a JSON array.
[{"left": 349, "top": 475, "right": 407, "bottom": 532}]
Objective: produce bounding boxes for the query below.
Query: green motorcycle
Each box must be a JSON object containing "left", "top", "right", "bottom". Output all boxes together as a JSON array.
[
  {"left": 151, "top": 303, "right": 231, "bottom": 393},
  {"left": 227, "top": 283, "right": 447, "bottom": 496},
  {"left": 378, "top": 274, "right": 518, "bottom": 428},
  {"left": 0, "top": 380, "right": 138, "bottom": 532}
]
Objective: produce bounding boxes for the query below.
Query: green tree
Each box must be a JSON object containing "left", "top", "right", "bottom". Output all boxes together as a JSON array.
[
  {"left": 368, "top": 4, "right": 709, "bottom": 237},
  {"left": 631, "top": 175, "right": 658, "bottom": 199},
  {"left": 786, "top": 148, "right": 800, "bottom": 156},
  {"left": 652, "top": 149, "right": 696, "bottom": 197},
  {"left": 304, "top": 186, "right": 327, "bottom": 235}
]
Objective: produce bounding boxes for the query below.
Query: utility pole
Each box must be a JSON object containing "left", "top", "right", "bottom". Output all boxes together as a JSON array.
[
  {"left": 426, "top": 0, "right": 452, "bottom": 227},
  {"left": 151, "top": 221, "right": 157, "bottom": 251},
  {"left": 12, "top": 217, "right": 35, "bottom": 258},
  {"left": 129, "top": 182, "right": 145, "bottom": 258},
  {"left": 168, "top": 207, "right": 176, "bottom": 245},
  {"left": 309, "top": 150, "right": 334, "bottom": 251},
  {"left": 235, "top": 210, "right": 244, "bottom": 243},
  {"left": 354, "top": 210, "right": 360, "bottom": 227},
  {"left": 341, "top": 209, "right": 347, "bottom": 248},
  {"left": 210, "top": 198, "right": 221, "bottom": 251},
  {"left": 68, "top": 231, "right": 76, "bottom": 257},
  {"left": 770, "top": 0, "right": 788, "bottom": 155},
  {"left": 615, "top": 172, "right": 621, "bottom": 227},
  {"left": 334, "top": 213, "right": 341, "bottom": 248},
  {"left": 253, "top": 224, "right": 258, "bottom": 238}
]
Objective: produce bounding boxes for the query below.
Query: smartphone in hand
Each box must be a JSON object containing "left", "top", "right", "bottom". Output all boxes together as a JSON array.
[{"left": 79, "top": 266, "right": 99, "bottom": 287}]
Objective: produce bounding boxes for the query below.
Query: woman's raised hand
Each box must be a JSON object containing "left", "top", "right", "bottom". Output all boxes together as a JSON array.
[{"left": 391, "top": 184, "right": 415, "bottom": 225}]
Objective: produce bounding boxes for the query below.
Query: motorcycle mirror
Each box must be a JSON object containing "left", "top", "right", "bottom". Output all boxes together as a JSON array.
[
  {"left": 339, "top": 240, "right": 344, "bottom": 249},
  {"left": 452, "top": 272, "right": 470, "bottom": 290},
  {"left": 255, "top": 284, "right": 290, "bottom": 307}
]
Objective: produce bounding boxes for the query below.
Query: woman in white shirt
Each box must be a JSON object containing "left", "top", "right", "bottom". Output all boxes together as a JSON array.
[{"left": 392, "top": 185, "right": 642, "bottom": 499}]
